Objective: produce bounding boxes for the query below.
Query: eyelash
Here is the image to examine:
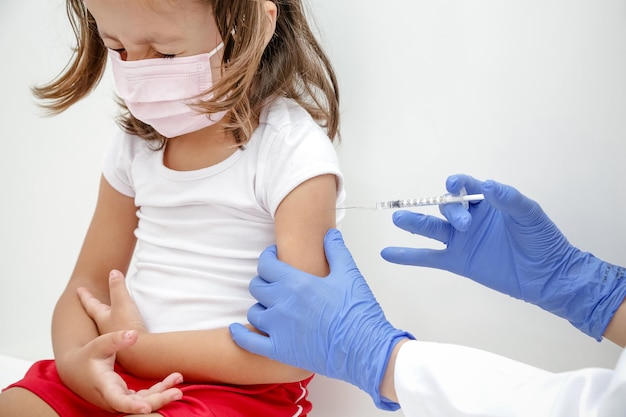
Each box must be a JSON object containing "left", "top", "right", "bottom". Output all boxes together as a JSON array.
[{"left": 109, "top": 48, "right": 176, "bottom": 59}]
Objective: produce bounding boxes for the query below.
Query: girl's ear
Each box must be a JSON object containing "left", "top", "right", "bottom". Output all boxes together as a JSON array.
[{"left": 263, "top": 1, "right": 278, "bottom": 46}]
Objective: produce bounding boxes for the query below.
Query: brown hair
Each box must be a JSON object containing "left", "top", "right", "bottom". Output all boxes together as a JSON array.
[{"left": 33, "top": 0, "right": 340, "bottom": 148}]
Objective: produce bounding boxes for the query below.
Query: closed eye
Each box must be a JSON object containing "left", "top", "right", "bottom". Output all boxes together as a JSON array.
[{"left": 106, "top": 47, "right": 175, "bottom": 60}]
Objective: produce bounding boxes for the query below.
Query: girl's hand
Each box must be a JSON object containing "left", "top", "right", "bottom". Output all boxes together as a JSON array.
[
  {"left": 78, "top": 270, "right": 150, "bottom": 369},
  {"left": 58, "top": 329, "right": 183, "bottom": 413},
  {"left": 78, "top": 270, "right": 147, "bottom": 336}
]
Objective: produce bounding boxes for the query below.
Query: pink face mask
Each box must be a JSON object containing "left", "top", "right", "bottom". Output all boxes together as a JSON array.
[{"left": 108, "top": 43, "right": 227, "bottom": 138}]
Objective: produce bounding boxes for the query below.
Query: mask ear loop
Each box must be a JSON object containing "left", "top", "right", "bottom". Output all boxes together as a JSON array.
[{"left": 207, "top": 42, "right": 225, "bottom": 58}]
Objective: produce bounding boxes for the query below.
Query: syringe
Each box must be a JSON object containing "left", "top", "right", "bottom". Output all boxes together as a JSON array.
[
  {"left": 375, "top": 193, "right": 484, "bottom": 209},
  {"left": 341, "top": 187, "right": 484, "bottom": 210}
]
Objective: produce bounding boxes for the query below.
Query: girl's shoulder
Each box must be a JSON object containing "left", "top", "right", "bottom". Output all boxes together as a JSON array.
[
  {"left": 252, "top": 98, "right": 334, "bottom": 156},
  {"left": 251, "top": 98, "right": 344, "bottom": 217},
  {"left": 258, "top": 97, "right": 322, "bottom": 135}
]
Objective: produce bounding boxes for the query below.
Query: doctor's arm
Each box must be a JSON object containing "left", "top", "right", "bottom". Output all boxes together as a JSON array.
[
  {"left": 389, "top": 339, "right": 623, "bottom": 417},
  {"left": 382, "top": 174, "right": 626, "bottom": 345},
  {"left": 230, "top": 228, "right": 414, "bottom": 410},
  {"left": 230, "top": 228, "right": 626, "bottom": 416},
  {"left": 382, "top": 304, "right": 626, "bottom": 414}
]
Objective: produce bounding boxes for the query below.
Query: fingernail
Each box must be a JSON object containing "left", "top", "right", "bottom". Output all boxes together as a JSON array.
[
  {"left": 124, "top": 330, "right": 135, "bottom": 340},
  {"left": 109, "top": 270, "right": 121, "bottom": 280}
]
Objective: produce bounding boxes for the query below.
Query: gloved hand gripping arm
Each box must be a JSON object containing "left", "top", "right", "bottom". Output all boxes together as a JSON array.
[
  {"left": 229, "top": 230, "right": 414, "bottom": 410},
  {"left": 382, "top": 174, "right": 626, "bottom": 342}
]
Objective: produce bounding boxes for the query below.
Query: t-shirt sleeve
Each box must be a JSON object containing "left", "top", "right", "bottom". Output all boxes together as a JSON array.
[
  {"left": 102, "top": 129, "right": 135, "bottom": 198},
  {"left": 257, "top": 118, "right": 345, "bottom": 218}
]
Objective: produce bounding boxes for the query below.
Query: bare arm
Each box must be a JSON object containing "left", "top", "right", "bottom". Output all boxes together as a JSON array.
[
  {"left": 604, "top": 298, "right": 626, "bottom": 347},
  {"left": 52, "top": 176, "right": 151, "bottom": 407},
  {"left": 273, "top": 174, "right": 336, "bottom": 277},
  {"left": 379, "top": 338, "right": 410, "bottom": 403},
  {"left": 116, "top": 174, "right": 337, "bottom": 384},
  {"left": 53, "top": 176, "right": 138, "bottom": 369}
]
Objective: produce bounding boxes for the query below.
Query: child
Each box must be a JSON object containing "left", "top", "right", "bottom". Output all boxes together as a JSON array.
[{"left": 0, "top": 0, "right": 344, "bottom": 416}]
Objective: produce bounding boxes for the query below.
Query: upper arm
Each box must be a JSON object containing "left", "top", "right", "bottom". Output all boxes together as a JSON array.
[
  {"left": 68, "top": 175, "right": 138, "bottom": 298},
  {"left": 273, "top": 173, "right": 338, "bottom": 276}
]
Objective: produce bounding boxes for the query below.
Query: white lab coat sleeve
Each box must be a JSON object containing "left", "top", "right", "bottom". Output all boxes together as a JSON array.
[{"left": 394, "top": 340, "right": 625, "bottom": 417}]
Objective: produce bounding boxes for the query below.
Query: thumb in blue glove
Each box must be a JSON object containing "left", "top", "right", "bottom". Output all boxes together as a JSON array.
[
  {"left": 230, "top": 229, "right": 413, "bottom": 410},
  {"left": 381, "top": 174, "right": 626, "bottom": 341}
]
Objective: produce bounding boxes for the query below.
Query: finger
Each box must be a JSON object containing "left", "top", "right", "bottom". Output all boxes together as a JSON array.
[
  {"left": 257, "top": 245, "right": 300, "bottom": 284},
  {"left": 245, "top": 303, "right": 269, "bottom": 333},
  {"left": 482, "top": 180, "right": 540, "bottom": 219},
  {"left": 108, "top": 270, "right": 134, "bottom": 310},
  {"left": 248, "top": 276, "right": 278, "bottom": 308},
  {"left": 77, "top": 287, "right": 110, "bottom": 321},
  {"left": 439, "top": 203, "right": 472, "bottom": 232},
  {"left": 446, "top": 174, "right": 484, "bottom": 195},
  {"left": 136, "top": 387, "right": 184, "bottom": 413},
  {"left": 96, "top": 363, "right": 173, "bottom": 415},
  {"left": 323, "top": 228, "right": 359, "bottom": 274},
  {"left": 139, "top": 372, "right": 183, "bottom": 396},
  {"left": 88, "top": 330, "right": 138, "bottom": 359},
  {"left": 392, "top": 211, "right": 452, "bottom": 243},
  {"left": 229, "top": 323, "right": 273, "bottom": 358},
  {"left": 381, "top": 247, "right": 448, "bottom": 269},
  {"left": 135, "top": 373, "right": 184, "bottom": 410}
]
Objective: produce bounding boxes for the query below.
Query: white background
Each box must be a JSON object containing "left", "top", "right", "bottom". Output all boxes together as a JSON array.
[{"left": 1, "top": 1, "right": 625, "bottom": 416}]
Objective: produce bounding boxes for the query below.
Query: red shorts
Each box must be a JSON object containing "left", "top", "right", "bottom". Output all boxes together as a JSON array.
[{"left": 5, "top": 360, "right": 312, "bottom": 417}]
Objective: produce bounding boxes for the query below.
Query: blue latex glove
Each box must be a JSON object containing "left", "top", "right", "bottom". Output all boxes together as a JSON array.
[
  {"left": 229, "top": 229, "right": 413, "bottom": 411},
  {"left": 381, "top": 174, "right": 626, "bottom": 341}
]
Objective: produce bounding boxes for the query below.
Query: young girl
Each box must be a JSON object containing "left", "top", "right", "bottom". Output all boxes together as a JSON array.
[{"left": 0, "top": 0, "right": 344, "bottom": 416}]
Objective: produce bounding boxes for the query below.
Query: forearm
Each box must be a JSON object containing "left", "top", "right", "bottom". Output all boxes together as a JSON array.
[
  {"left": 379, "top": 338, "right": 410, "bottom": 403},
  {"left": 51, "top": 283, "right": 105, "bottom": 376},
  {"left": 52, "top": 282, "right": 110, "bottom": 352},
  {"left": 119, "top": 326, "right": 313, "bottom": 384},
  {"left": 576, "top": 257, "right": 626, "bottom": 344},
  {"left": 604, "top": 298, "right": 626, "bottom": 347}
]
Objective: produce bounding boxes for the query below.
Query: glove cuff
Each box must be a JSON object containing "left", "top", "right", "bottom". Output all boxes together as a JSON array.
[
  {"left": 572, "top": 257, "right": 626, "bottom": 340},
  {"left": 363, "top": 329, "right": 416, "bottom": 411},
  {"left": 544, "top": 250, "right": 626, "bottom": 340}
]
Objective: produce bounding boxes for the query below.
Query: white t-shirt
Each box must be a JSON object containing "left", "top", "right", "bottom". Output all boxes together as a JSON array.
[{"left": 103, "top": 98, "right": 345, "bottom": 333}]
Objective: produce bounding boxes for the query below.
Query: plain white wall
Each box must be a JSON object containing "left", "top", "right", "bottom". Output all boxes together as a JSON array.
[{"left": 1, "top": 1, "right": 625, "bottom": 416}]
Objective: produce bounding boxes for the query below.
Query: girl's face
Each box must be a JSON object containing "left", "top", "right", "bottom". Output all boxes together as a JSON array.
[{"left": 84, "top": 0, "right": 222, "bottom": 62}]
